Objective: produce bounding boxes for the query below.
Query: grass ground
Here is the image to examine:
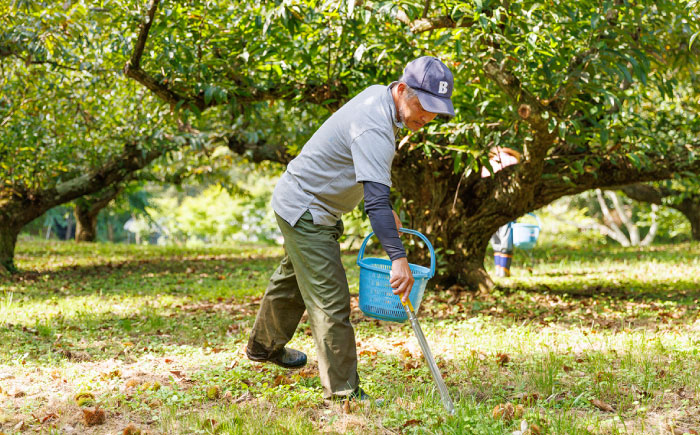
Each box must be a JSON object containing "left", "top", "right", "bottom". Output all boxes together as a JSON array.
[{"left": 1, "top": 236, "right": 699, "bottom": 434}]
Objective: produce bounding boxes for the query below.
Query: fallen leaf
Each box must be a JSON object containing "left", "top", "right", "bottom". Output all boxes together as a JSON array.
[
  {"left": 13, "top": 421, "right": 25, "bottom": 431},
  {"left": 82, "top": 406, "right": 106, "bottom": 426},
  {"left": 471, "top": 350, "right": 487, "bottom": 360},
  {"left": 31, "top": 412, "right": 58, "bottom": 424},
  {"left": 402, "top": 419, "right": 422, "bottom": 428},
  {"left": 497, "top": 353, "right": 510, "bottom": 366},
  {"left": 210, "top": 348, "right": 225, "bottom": 354},
  {"left": 590, "top": 398, "right": 613, "bottom": 412},
  {"left": 343, "top": 398, "right": 351, "bottom": 414},
  {"left": 123, "top": 424, "right": 141, "bottom": 435},
  {"left": 125, "top": 379, "right": 140, "bottom": 389},
  {"left": 170, "top": 370, "right": 185, "bottom": 378},
  {"left": 296, "top": 367, "right": 318, "bottom": 379},
  {"left": 513, "top": 392, "right": 540, "bottom": 405},
  {"left": 139, "top": 381, "right": 161, "bottom": 392},
  {"left": 403, "top": 360, "right": 420, "bottom": 370},
  {"left": 492, "top": 403, "right": 515, "bottom": 421},
  {"left": 274, "top": 375, "right": 291, "bottom": 386},
  {"left": 164, "top": 358, "right": 174, "bottom": 363}
]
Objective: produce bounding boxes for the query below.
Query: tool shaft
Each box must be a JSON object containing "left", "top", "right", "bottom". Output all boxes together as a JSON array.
[{"left": 404, "top": 304, "right": 455, "bottom": 414}]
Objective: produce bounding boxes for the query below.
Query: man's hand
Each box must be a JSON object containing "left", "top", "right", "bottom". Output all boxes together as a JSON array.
[{"left": 390, "top": 257, "right": 414, "bottom": 302}]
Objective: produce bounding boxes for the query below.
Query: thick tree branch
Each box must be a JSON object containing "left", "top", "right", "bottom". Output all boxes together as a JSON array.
[
  {"left": 532, "top": 149, "right": 700, "bottom": 210},
  {"left": 547, "top": 48, "right": 599, "bottom": 114},
  {"left": 127, "top": 0, "right": 159, "bottom": 71},
  {"left": 0, "top": 142, "right": 168, "bottom": 228},
  {"left": 75, "top": 183, "right": 125, "bottom": 218},
  {"left": 123, "top": 0, "right": 202, "bottom": 110},
  {"left": 123, "top": 0, "right": 348, "bottom": 112},
  {"left": 226, "top": 136, "right": 293, "bottom": 165},
  {"left": 620, "top": 183, "right": 663, "bottom": 204},
  {"left": 483, "top": 59, "right": 550, "bottom": 132}
]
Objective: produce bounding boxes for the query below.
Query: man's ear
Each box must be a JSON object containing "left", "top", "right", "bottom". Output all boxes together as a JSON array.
[{"left": 395, "top": 82, "right": 406, "bottom": 95}]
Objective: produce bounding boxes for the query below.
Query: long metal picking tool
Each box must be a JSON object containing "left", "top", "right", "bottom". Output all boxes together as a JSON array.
[
  {"left": 356, "top": 228, "right": 455, "bottom": 414},
  {"left": 402, "top": 298, "right": 456, "bottom": 415}
]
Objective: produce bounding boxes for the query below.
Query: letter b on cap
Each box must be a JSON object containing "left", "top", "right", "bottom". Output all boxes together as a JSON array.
[{"left": 438, "top": 81, "right": 448, "bottom": 94}]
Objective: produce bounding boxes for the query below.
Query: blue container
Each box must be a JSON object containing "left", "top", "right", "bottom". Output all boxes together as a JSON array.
[
  {"left": 512, "top": 213, "right": 541, "bottom": 250},
  {"left": 357, "top": 228, "right": 435, "bottom": 322}
]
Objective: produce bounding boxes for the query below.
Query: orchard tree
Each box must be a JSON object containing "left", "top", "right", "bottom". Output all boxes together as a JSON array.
[
  {"left": 0, "top": 2, "right": 202, "bottom": 271},
  {"left": 118, "top": 0, "right": 700, "bottom": 289},
  {"left": 121, "top": 0, "right": 700, "bottom": 290}
]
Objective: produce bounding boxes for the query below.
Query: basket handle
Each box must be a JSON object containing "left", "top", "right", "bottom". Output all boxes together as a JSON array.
[
  {"left": 524, "top": 212, "right": 542, "bottom": 230},
  {"left": 357, "top": 228, "right": 435, "bottom": 278}
]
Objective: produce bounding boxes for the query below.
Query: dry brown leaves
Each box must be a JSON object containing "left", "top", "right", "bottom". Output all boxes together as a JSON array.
[
  {"left": 590, "top": 398, "right": 614, "bottom": 412},
  {"left": 492, "top": 402, "right": 524, "bottom": 421},
  {"left": 82, "top": 406, "right": 106, "bottom": 426},
  {"left": 123, "top": 424, "right": 142, "bottom": 435},
  {"left": 31, "top": 412, "right": 57, "bottom": 424},
  {"left": 496, "top": 352, "right": 510, "bottom": 366}
]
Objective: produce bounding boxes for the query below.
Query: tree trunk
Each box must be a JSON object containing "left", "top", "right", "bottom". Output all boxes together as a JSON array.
[
  {"left": 74, "top": 185, "right": 123, "bottom": 242},
  {"left": 75, "top": 207, "right": 98, "bottom": 242},
  {"left": 393, "top": 149, "right": 500, "bottom": 291},
  {"left": 677, "top": 202, "right": 700, "bottom": 241},
  {"left": 0, "top": 223, "right": 20, "bottom": 273}
]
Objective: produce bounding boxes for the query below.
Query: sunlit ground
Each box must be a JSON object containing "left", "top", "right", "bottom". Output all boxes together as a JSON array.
[{"left": 0, "top": 236, "right": 698, "bottom": 434}]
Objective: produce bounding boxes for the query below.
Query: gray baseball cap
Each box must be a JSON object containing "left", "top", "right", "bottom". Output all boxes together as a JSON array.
[{"left": 400, "top": 56, "right": 455, "bottom": 117}]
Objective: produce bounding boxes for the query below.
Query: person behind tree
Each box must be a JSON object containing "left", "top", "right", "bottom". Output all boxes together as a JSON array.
[{"left": 481, "top": 146, "right": 521, "bottom": 277}]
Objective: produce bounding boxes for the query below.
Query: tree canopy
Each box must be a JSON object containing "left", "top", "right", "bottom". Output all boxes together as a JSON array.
[{"left": 2, "top": 0, "right": 700, "bottom": 288}]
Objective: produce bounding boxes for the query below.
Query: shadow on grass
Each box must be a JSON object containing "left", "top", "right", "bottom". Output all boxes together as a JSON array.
[{"left": 2, "top": 254, "right": 283, "bottom": 302}]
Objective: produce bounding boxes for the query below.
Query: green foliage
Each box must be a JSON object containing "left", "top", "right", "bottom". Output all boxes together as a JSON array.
[{"left": 140, "top": 170, "right": 281, "bottom": 245}]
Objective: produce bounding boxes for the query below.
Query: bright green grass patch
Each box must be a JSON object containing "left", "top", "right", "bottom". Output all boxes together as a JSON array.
[{"left": 1, "top": 239, "right": 699, "bottom": 434}]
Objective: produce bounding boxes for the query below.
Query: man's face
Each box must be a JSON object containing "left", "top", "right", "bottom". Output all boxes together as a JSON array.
[{"left": 397, "top": 88, "right": 438, "bottom": 132}]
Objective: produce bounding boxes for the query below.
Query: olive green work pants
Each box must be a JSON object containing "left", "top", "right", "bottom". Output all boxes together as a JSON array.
[{"left": 247, "top": 211, "right": 359, "bottom": 398}]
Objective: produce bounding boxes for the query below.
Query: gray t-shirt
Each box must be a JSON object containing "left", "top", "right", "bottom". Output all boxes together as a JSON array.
[{"left": 272, "top": 84, "right": 402, "bottom": 226}]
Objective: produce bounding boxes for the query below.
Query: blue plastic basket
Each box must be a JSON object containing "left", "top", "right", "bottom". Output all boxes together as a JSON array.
[
  {"left": 357, "top": 228, "right": 435, "bottom": 323},
  {"left": 512, "top": 213, "right": 541, "bottom": 250}
]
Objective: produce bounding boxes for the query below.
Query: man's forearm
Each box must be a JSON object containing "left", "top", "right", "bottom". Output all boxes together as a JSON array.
[{"left": 363, "top": 181, "right": 406, "bottom": 261}]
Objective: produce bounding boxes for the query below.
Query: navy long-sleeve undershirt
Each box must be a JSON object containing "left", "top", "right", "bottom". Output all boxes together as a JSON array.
[{"left": 363, "top": 181, "right": 406, "bottom": 261}]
